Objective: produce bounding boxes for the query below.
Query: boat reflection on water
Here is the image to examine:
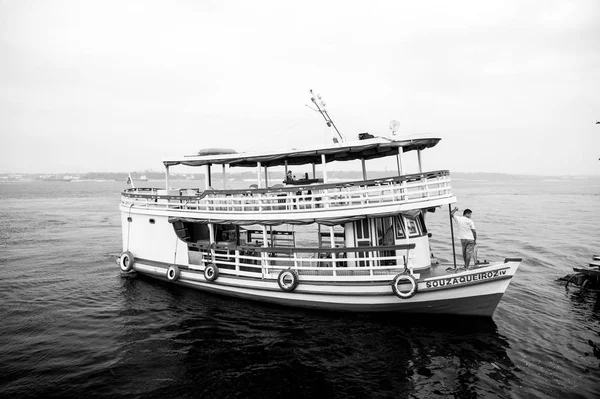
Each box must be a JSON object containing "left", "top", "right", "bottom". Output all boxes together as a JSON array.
[
  {"left": 566, "top": 287, "right": 600, "bottom": 313},
  {"left": 113, "top": 274, "right": 519, "bottom": 398}
]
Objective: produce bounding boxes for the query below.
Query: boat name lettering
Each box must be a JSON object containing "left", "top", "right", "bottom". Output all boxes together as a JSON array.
[{"left": 425, "top": 269, "right": 507, "bottom": 289}]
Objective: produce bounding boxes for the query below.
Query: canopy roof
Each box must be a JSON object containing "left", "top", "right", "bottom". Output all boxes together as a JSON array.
[{"left": 163, "top": 135, "right": 440, "bottom": 168}]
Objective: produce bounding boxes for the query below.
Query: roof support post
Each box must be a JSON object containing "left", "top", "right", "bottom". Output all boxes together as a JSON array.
[
  {"left": 222, "top": 164, "right": 226, "bottom": 189},
  {"left": 317, "top": 224, "right": 322, "bottom": 248},
  {"left": 205, "top": 165, "right": 211, "bottom": 190},
  {"left": 417, "top": 150, "right": 423, "bottom": 173},
  {"left": 321, "top": 154, "right": 328, "bottom": 183},
  {"left": 264, "top": 165, "right": 269, "bottom": 187},
  {"left": 312, "top": 164, "right": 316, "bottom": 179},
  {"left": 165, "top": 165, "right": 170, "bottom": 190},
  {"left": 361, "top": 159, "right": 367, "bottom": 180},
  {"left": 397, "top": 149, "right": 404, "bottom": 176},
  {"left": 256, "top": 162, "right": 262, "bottom": 188}
]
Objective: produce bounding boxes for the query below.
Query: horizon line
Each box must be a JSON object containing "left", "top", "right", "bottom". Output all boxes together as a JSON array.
[{"left": 1, "top": 171, "right": 599, "bottom": 178}]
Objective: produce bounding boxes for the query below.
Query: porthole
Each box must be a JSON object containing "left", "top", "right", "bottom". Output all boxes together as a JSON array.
[{"left": 149, "top": 218, "right": 155, "bottom": 224}]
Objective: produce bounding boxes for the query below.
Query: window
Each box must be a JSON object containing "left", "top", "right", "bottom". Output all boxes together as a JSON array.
[
  {"left": 396, "top": 215, "right": 421, "bottom": 237},
  {"left": 394, "top": 216, "right": 405, "bottom": 239},
  {"left": 406, "top": 218, "right": 420, "bottom": 236},
  {"left": 380, "top": 217, "right": 395, "bottom": 266},
  {"left": 418, "top": 213, "right": 428, "bottom": 234},
  {"left": 355, "top": 219, "right": 370, "bottom": 240},
  {"left": 354, "top": 219, "right": 371, "bottom": 267}
]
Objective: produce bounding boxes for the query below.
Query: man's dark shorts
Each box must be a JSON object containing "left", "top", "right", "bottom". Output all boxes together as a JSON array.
[{"left": 461, "top": 239, "right": 476, "bottom": 261}]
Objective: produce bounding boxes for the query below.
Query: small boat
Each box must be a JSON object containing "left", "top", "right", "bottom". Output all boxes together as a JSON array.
[
  {"left": 140, "top": 174, "right": 148, "bottom": 181},
  {"left": 561, "top": 255, "right": 600, "bottom": 290},
  {"left": 117, "top": 97, "right": 521, "bottom": 317}
]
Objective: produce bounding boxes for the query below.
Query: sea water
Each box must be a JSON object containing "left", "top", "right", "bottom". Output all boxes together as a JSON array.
[{"left": 0, "top": 178, "right": 599, "bottom": 399}]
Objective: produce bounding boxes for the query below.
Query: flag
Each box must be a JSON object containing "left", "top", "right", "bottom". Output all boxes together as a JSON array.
[{"left": 126, "top": 173, "right": 135, "bottom": 188}]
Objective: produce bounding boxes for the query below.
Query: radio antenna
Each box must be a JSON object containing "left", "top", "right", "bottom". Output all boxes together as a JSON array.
[{"left": 309, "top": 89, "right": 345, "bottom": 143}]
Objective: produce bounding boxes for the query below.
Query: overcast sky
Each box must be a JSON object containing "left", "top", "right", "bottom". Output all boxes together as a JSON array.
[{"left": 1, "top": 0, "right": 599, "bottom": 175}]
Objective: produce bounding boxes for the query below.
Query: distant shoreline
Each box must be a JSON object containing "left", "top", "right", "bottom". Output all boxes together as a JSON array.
[{"left": 1, "top": 171, "right": 599, "bottom": 183}]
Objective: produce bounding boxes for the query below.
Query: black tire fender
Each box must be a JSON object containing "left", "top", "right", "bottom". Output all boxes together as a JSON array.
[
  {"left": 204, "top": 264, "right": 219, "bottom": 282},
  {"left": 277, "top": 269, "right": 299, "bottom": 292},
  {"left": 392, "top": 274, "right": 417, "bottom": 299},
  {"left": 119, "top": 251, "right": 135, "bottom": 272},
  {"left": 167, "top": 265, "right": 180, "bottom": 281}
]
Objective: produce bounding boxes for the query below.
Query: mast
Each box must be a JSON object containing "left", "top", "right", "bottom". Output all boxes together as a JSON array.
[
  {"left": 449, "top": 205, "right": 457, "bottom": 269},
  {"left": 309, "top": 90, "right": 345, "bottom": 144}
]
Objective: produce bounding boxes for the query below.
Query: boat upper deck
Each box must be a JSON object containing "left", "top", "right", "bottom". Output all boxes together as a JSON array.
[
  {"left": 162, "top": 136, "right": 441, "bottom": 168},
  {"left": 121, "top": 170, "right": 456, "bottom": 223}
]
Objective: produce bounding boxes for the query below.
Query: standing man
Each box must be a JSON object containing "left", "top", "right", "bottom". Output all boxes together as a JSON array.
[{"left": 451, "top": 207, "right": 477, "bottom": 269}]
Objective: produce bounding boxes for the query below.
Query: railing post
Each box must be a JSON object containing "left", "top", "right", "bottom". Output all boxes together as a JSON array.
[
  {"left": 401, "top": 179, "right": 407, "bottom": 201},
  {"left": 330, "top": 227, "right": 337, "bottom": 272},
  {"left": 261, "top": 226, "right": 268, "bottom": 276},
  {"left": 261, "top": 252, "right": 267, "bottom": 278}
]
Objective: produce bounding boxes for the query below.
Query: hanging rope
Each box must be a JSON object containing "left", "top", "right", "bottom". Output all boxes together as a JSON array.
[{"left": 173, "top": 231, "right": 179, "bottom": 266}]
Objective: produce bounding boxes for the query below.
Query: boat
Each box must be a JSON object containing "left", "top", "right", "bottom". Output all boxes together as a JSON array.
[
  {"left": 117, "top": 99, "right": 521, "bottom": 317},
  {"left": 140, "top": 174, "right": 148, "bottom": 181},
  {"left": 560, "top": 255, "right": 600, "bottom": 290}
]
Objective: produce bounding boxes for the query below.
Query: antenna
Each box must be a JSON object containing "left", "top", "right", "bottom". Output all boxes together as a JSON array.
[
  {"left": 389, "top": 120, "right": 400, "bottom": 136},
  {"left": 309, "top": 89, "right": 345, "bottom": 143}
]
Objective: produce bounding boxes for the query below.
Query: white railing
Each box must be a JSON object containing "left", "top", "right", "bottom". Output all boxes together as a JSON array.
[
  {"left": 188, "top": 243, "right": 416, "bottom": 280},
  {"left": 121, "top": 170, "right": 453, "bottom": 215}
]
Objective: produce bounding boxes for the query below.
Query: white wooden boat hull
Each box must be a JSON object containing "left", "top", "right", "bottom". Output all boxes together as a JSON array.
[{"left": 130, "top": 259, "right": 519, "bottom": 317}]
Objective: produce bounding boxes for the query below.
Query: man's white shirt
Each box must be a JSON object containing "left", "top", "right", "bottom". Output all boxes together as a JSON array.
[{"left": 453, "top": 215, "right": 475, "bottom": 240}]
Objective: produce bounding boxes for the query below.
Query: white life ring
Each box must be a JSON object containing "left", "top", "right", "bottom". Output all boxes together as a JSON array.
[
  {"left": 204, "top": 264, "right": 219, "bottom": 282},
  {"left": 392, "top": 274, "right": 417, "bottom": 299},
  {"left": 167, "top": 265, "right": 180, "bottom": 281},
  {"left": 278, "top": 269, "right": 299, "bottom": 292},
  {"left": 119, "top": 251, "right": 135, "bottom": 272}
]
